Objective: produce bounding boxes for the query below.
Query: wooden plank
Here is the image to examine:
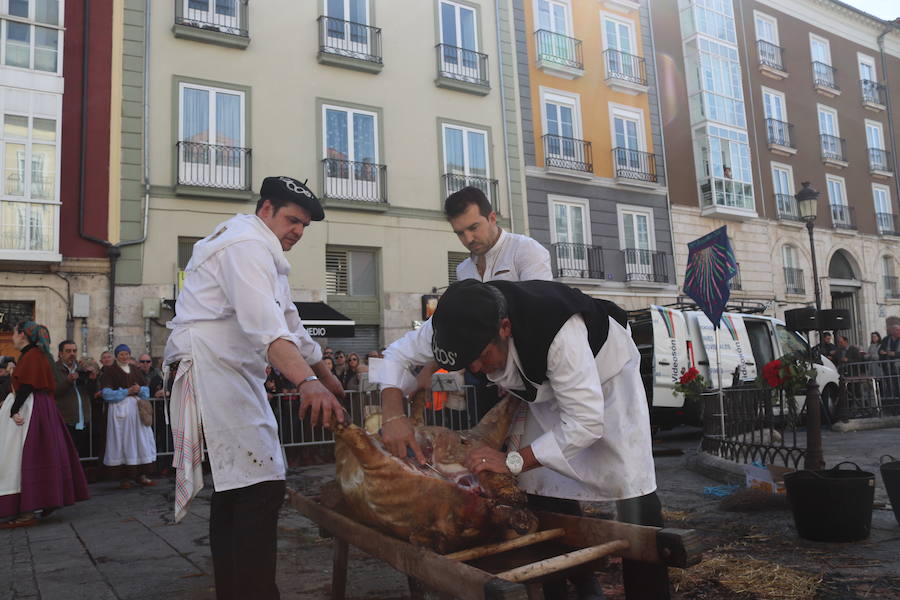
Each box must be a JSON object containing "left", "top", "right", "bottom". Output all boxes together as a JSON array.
[
  {"left": 288, "top": 489, "right": 515, "bottom": 600},
  {"left": 534, "top": 511, "right": 700, "bottom": 568},
  {"left": 496, "top": 540, "right": 630, "bottom": 583},
  {"left": 444, "top": 529, "right": 566, "bottom": 562},
  {"left": 332, "top": 539, "right": 348, "bottom": 600}
]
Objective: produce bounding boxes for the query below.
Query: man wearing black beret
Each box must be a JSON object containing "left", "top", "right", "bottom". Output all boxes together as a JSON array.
[
  {"left": 165, "top": 175, "right": 344, "bottom": 600},
  {"left": 377, "top": 279, "right": 669, "bottom": 599}
]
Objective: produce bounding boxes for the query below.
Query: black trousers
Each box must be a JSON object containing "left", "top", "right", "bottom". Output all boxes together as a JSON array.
[
  {"left": 210, "top": 480, "right": 286, "bottom": 600},
  {"left": 528, "top": 492, "right": 671, "bottom": 600}
]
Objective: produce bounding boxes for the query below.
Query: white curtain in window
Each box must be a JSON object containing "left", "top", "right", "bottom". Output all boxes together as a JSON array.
[
  {"left": 444, "top": 127, "right": 464, "bottom": 174},
  {"left": 182, "top": 88, "right": 209, "bottom": 144},
  {"left": 467, "top": 131, "right": 486, "bottom": 177},
  {"left": 215, "top": 92, "right": 240, "bottom": 147}
]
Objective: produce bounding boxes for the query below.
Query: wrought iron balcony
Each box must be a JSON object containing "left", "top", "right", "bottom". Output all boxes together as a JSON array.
[
  {"left": 612, "top": 148, "right": 658, "bottom": 183},
  {"left": 812, "top": 61, "right": 839, "bottom": 91},
  {"left": 886, "top": 275, "right": 900, "bottom": 299},
  {"left": 442, "top": 173, "right": 499, "bottom": 213},
  {"left": 623, "top": 249, "right": 670, "bottom": 284},
  {"left": 729, "top": 263, "right": 743, "bottom": 291},
  {"left": 602, "top": 49, "right": 646, "bottom": 86},
  {"left": 543, "top": 134, "right": 592, "bottom": 173},
  {"left": 322, "top": 159, "right": 387, "bottom": 204},
  {"left": 876, "top": 212, "right": 899, "bottom": 236},
  {"left": 317, "top": 16, "right": 383, "bottom": 64},
  {"left": 830, "top": 203, "right": 855, "bottom": 230},
  {"left": 551, "top": 243, "right": 604, "bottom": 279},
  {"left": 775, "top": 193, "right": 802, "bottom": 222},
  {"left": 757, "top": 40, "right": 784, "bottom": 72},
  {"left": 784, "top": 267, "right": 806, "bottom": 295},
  {"left": 176, "top": 142, "right": 251, "bottom": 190},
  {"left": 765, "top": 118, "right": 794, "bottom": 149},
  {"left": 174, "top": 0, "right": 248, "bottom": 38},
  {"left": 869, "top": 148, "right": 893, "bottom": 174},
  {"left": 534, "top": 29, "right": 583, "bottom": 72},
  {"left": 435, "top": 43, "right": 489, "bottom": 87},
  {"left": 861, "top": 79, "right": 886, "bottom": 106},
  {"left": 820, "top": 134, "right": 846, "bottom": 163}
]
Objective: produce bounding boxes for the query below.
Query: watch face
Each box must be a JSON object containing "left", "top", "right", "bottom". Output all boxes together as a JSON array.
[{"left": 506, "top": 451, "right": 524, "bottom": 474}]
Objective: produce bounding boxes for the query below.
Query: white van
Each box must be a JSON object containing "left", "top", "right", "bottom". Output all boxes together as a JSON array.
[{"left": 629, "top": 304, "right": 840, "bottom": 430}]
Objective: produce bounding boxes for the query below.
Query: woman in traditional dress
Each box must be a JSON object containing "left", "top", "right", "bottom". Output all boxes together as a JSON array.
[
  {"left": 99, "top": 344, "right": 156, "bottom": 489},
  {"left": 0, "top": 321, "right": 89, "bottom": 528}
]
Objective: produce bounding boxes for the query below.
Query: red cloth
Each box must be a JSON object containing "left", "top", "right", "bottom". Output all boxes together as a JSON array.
[{"left": 13, "top": 346, "right": 56, "bottom": 392}]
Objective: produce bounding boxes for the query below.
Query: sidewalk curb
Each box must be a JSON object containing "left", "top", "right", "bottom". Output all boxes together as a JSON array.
[{"left": 831, "top": 416, "right": 900, "bottom": 432}]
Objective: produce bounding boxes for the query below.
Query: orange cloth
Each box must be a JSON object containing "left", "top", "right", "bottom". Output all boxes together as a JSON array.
[{"left": 431, "top": 369, "right": 448, "bottom": 411}]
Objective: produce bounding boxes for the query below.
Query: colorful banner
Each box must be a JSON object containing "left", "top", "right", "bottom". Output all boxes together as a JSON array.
[{"left": 695, "top": 312, "right": 757, "bottom": 386}]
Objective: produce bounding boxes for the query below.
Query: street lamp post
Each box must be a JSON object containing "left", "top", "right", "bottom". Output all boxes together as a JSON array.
[{"left": 795, "top": 181, "right": 825, "bottom": 471}]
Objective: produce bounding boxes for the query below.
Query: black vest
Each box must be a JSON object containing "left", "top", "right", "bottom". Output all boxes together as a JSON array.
[{"left": 488, "top": 280, "right": 628, "bottom": 386}]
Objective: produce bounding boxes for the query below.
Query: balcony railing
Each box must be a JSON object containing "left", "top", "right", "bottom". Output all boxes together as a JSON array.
[
  {"left": 757, "top": 40, "right": 784, "bottom": 71},
  {"left": 176, "top": 142, "right": 251, "bottom": 190},
  {"left": 322, "top": 159, "right": 387, "bottom": 203},
  {"left": 318, "top": 16, "right": 382, "bottom": 64},
  {"left": 886, "top": 275, "right": 900, "bottom": 299},
  {"left": 534, "top": 29, "right": 583, "bottom": 71},
  {"left": 623, "top": 249, "right": 670, "bottom": 284},
  {"left": 876, "top": 212, "right": 899, "bottom": 236},
  {"left": 820, "top": 134, "right": 846, "bottom": 162},
  {"left": 784, "top": 267, "right": 806, "bottom": 295},
  {"left": 543, "top": 134, "right": 592, "bottom": 173},
  {"left": 861, "top": 80, "right": 886, "bottom": 106},
  {"left": 175, "top": 0, "right": 248, "bottom": 37},
  {"left": 812, "top": 61, "right": 838, "bottom": 90},
  {"left": 612, "top": 148, "right": 658, "bottom": 183},
  {"left": 603, "top": 48, "right": 646, "bottom": 85},
  {"left": 765, "top": 118, "right": 794, "bottom": 148},
  {"left": 442, "top": 173, "right": 499, "bottom": 213},
  {"left": 869, "top": 148, "right": 893, "bottom": 173},
  {"left": 436, "top": 43, "right": 489, "bottom": 87},
  {"left": 775, "top": 193, "right": 801, "bottom": 222},
  {"left": 729, "top": 263, "right": 743, "bottom": 291},
  {"left": 700, "top": 177, "right": 755, "bottom": 211},
  {"left": 551, "top": 243, "right": 604, "bottom": 279},
  {"left": 830, "top": 203, "right": 855, "bottom": 230}
]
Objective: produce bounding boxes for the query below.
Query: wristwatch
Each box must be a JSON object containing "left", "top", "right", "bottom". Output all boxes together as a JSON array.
[{"left": 505, "top": 451, "right": 524, "bottom": 476}]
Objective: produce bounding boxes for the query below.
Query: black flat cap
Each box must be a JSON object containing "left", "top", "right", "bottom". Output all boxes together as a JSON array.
[{"left": 260, "top": 176, "right": 324, "bottom": 221}]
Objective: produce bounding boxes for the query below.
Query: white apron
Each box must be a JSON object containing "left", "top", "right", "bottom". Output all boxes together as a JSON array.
[
  {"left": 103, "top": 394, "right": 156, "bottom": 466},
  {"left": 0, "top": 392, "right": 34, "bottom": 496}
]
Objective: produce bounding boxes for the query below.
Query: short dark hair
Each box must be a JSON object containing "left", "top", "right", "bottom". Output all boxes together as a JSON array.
[
  {"left": 59, "top": 339, "right": 76, "bottom": 352},
  {"left": 444, "top": 186, "right": 492, "bottom": 220},
  {"left": 256, "top": 194, "right": 291, "bottom": 214}
]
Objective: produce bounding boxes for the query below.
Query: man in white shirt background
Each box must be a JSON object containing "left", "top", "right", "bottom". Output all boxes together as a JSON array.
[{"left": 164, "top": 176, "right": 344, "bottom": 600}]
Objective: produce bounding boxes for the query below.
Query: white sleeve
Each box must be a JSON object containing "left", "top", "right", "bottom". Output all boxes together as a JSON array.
[
  {"left": 216, "top": 241, "right": 298, "bottom": 353},
  {"left": 529, "top": 314, "right": 606, "bottom": 471},
  {"left": 284, "top": 296, "right": 323, "bottom": 365},
  {"left": 376, "top": 319, "right": 436, "bottom": 389},
  {"left": 516, "top": 239, "right": 553, "bottom": 281}
]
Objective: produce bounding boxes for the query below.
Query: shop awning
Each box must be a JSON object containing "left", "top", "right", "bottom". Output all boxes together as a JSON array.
[{"left": 295, "top": 302, "right": 355, "bottom": 338}]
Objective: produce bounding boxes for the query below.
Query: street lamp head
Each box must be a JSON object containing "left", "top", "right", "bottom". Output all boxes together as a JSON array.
[{"left": 795, "top": 181, "right": 820, "bottom": 222}]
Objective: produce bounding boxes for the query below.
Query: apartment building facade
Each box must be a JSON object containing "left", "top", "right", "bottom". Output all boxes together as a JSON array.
[
  {"left": 651, "top": 0, "right": 900, "bottom": 345},
  {"left": 0, "top": 0, "right": 114, "bottom": 357},
  {"left": 512, "top": 0, "right": 676, "bottom": 310},
  {"left": 114, "top": 0, "right": 525, "bottom": 355}
]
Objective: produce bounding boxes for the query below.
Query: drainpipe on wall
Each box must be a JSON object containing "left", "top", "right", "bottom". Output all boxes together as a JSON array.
[
  {"left": 877, "top": 25, "right": 900, "bottom": 208},
  {"left": 77, "top": 0, "right": 152, "bottom": 350}
]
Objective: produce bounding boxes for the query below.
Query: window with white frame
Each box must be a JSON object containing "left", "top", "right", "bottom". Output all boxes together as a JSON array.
[
  {"left": 827, "top": 175, "right": 851, "bottom": 227},
  {"left": 874, "top": 184, "right": 893, "bottom": 234},
  {"left": 609, "top": 104, "right": 648, "bottom": 177},
  {"left": 771, "top": 163, "right": 796, "bottom": 219},
  {"left": 1, "top": 0, "right": 62, "bottom": 74},
  {"left": 541, "top": 88, "right": 584, "bottom": 167},
  {"left": 818, "top": 105, "right": 842, "bottom": 160},
  {"left": 535, "top": 0, "right": 571, "bottom": 35},
  {"left": 439, "top": 0, "right": 480, "bottom": 80},
  {"left": 858, "top": 53, "right": 877, "bottom": 84},
  {"left": 549, "top": 195, "right": 590, "bottom": 275},
  {"left": 754, "top": 11, "right": 778, "bottom": 45},
  {"left": 535, "top": 0, "right": 577, "bottom": 66},
  {"left": 695, "top": 37, "right": 746, "bottom": 128},
  {"left": 183, "top": 0, "right": 241, "bottom": 35},
  {"left": 323, "top": 104, "right": 380, "bottom": 200},
  {"left": 697, "top": 124, "right": 754, "bottom": 210},
  {"left": 867, "top": 120, "right": 888, "bottom": 171},
  {"left": 602, "top": 15, "right": 637, "bottom": 81},
  {"left": 782, "top": 245, "right": 803, "bottom": 294},
  {"left": 177, "top": 82, "right": 246, "bottom": 189},
  {"left": 810, "top": 34, "right": 835, "bottom": 88},
  {"left": 883, "top": 256, "right": 898, "bottom": 298},
  {"left": 324, "top": 0, "right": 371, "bottom": 54},
  {"left": 442, "top": 122, "right": 491, "bottom": 200},
  {"left": 618, "top": 204, "right": 655, "bottom": 276},
  {"left": 762, "top": 87, "right": 790, "bottom": 146},
  {"left": 683, "top": 0, "right": 736, "bottom": 45},
  {"left": 0, "top": 91, "right": 60, "bottom": 255}
]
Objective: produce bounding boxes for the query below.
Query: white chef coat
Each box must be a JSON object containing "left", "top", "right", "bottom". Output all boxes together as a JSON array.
[
  {"left": 456, "top": 229, "right": 552, "bottom": 282},
  {"left": 378, "top": 314, "right": 657, "bottom": 501},
  {"left": 164, "top": 213, "right": 322, "bottom": 492}
]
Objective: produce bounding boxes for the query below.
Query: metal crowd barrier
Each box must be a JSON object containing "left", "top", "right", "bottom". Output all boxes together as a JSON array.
[{"left": 837, "top": 359, "right": 900, "bottom": 419}]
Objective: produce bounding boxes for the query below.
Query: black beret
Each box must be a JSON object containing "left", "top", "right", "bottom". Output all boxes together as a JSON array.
[{"left": 260, "top": 176, "right": 324, "bottom": 221}]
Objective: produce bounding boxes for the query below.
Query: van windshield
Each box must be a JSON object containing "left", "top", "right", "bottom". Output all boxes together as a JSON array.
[{"left": 776, "top": 324, "right": 811, "bottom": 359}]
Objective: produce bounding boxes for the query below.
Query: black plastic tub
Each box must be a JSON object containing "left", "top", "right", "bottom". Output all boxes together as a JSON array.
[
  {"left": 784, "top": 462, "right": 875, "bottom": 542},
  {"left": 880, "top": 455, "right": 900, "bottom": 526}
]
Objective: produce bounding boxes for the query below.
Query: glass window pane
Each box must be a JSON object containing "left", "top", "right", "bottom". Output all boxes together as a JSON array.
[
  {"left": 31, "top": 143, "right": 55, "bottom": 200},
  {"left": 460, "top": 7, "right": 476, "bottom": 51},
  {"left": 537, "top": 0, "right": 551, "bottom": 30},
  {"left": 350, "top": 251, "right": 375, "bottom": 296},
  {"left": 34, "top": 27, "right": 58, "bottom": 72},
  {"left": 623, "top": 213, "right": 635, "bottom": 248},
  {"left": 182, "top": 88, "right": 210, "bottom": 144},
  {"left": 325, "top": 109, "right": 348, "bottom": 161},
  {"left": 444, "top": 127, "right": 464, "bottom": 173},
  {"left": 32, "top": 118, "right": 56, "bottom": 142},
  {"left": 29, "top": 202, "right": 53, "bottom": 250},
  {"left": 189, "top": 0, "right": 209, "bottom": 11},
  {"left": 36, "top": 0, "right": 60, "bottom": 25},
  {"left": 352, "top": 112, "right": 375, "bottom": 164},
  {"left": 350, "top": 0, "right": 367, "bottom": 24},
  {"left": 327, "top": 0, "right": 344, "bottom": 19},
  {"left": 215, "top": 92, "right": 240, "bottom": 147},
  {"left": 9, "top": 0, "right": 29, "bottom": 18},
  {"left": 4, "top": 142, "right": 26, "bottom": 196},
  {"left": 554, "top": 204, "right": 568, "bottom": 243},
  {"left": 571, "top": 206, "right": 584, "bottom": 245},
  {"left": 6, "top": 22, "right": 31, "bottom": 69},
  {"left": 441, "top": 2, "right": 457, "bottom": 47},
  {"left": 467, "top": 131, "right": 486, "bottom": 177},
  {"left": 1, "top": 201, "right": 27, "bottom": 249},
  {"left": 215, "top": 0, "right": 235, "bottom": 17},
  {"left": 4, "top": 115, "right": 28, "bottom": 138}
]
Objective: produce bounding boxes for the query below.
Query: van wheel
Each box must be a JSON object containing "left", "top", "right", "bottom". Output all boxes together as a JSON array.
[{"left": 821, "top": 385, "right": 838, "bottom": 420}]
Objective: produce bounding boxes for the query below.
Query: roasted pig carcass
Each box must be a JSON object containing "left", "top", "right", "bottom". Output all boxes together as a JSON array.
[{"left": 325, "top": 395, "right": 538, "bottom": 553}]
